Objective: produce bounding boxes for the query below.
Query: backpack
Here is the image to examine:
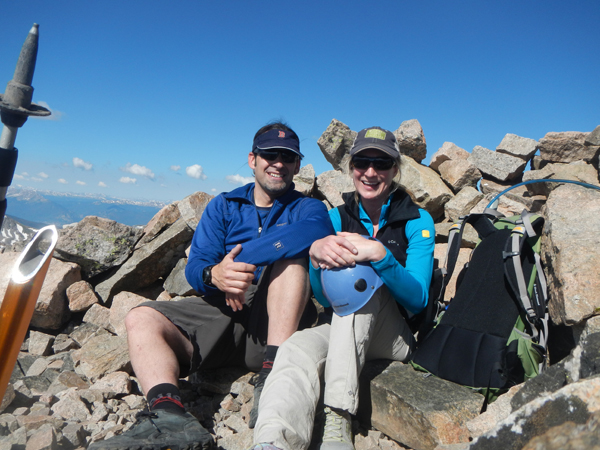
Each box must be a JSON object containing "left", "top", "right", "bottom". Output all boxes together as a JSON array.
[{"left": 410, "top": 209, "right": 549, "bottom": 404}]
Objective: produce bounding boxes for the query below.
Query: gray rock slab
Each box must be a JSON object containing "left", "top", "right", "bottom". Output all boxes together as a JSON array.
[
  {"left": 135, "top": 202, "right": 181, "bottom": 249},
  {"left": 95, "top": 218, "right": 193, "bottom": 303},
  {"left": 358, "top": 362, "right": 484, "bottom": 450},
  {"left": 71, "top": 334, "right": 131, "bottom": 383},
  {"left": 66, "top": 280, "right": 99, "bottom": 313},
  {"left": 398, "top": 156, "right": 453, "bottom": 220},
  {"left": 315, "top": 170, "right": 355, "bottom": 208},
  {"left": 53, "top": 216, "right": 142, "bottom": 279},
  {"left": 30, "top": 259, "right": 80, "bottom": 330},
  {"left": 541, "top": 185, "right": 600, "bottom": 325},
  {"left": 468, "top": 146, "right": 527, "bottom": 182},
  {"left": 585, "top": 125, "right": 600, "bottom": 146},
  {"left": 479, "top": 178, "right": 547, "bottom": 212},
  {"left": 317, "top": 119, "right": 357, "bottom": 171},
  {"left": 177, "top": 191, "right": 214, "bottom": 232},
  {"left": 438, "top": 159, "right": 481, "bottom": 193},
  {"left": 538, "top": 131, "right": 600, "bottom": 164},
  {"left": 293, "top": 164, "right": 316, "bottom": 196},
  {"left": 82, "top": 304, "right": 112, "bottom": 331},
  {"left": 28, "top": 332, "right": 54, "bottom": 357},
  {"left": 470, "top": 376, "right": 600, "bottom": 450},
  {"left": 444, "top": 186, "right": 484, "bottom": 222},
  {"left": 522, "top": 161, "right": 600, "bottom": 196},
  {"left": 429, "top": 142, "right": 470, "bottom": 172},
  {"left": 394, "top": 119, "right": 427, "bottom": 163},
  {"left": 163, "top": 258, "right": 197, "bottom": 297},
  {"left": 496, "top": 133, "right": 538, "bottom": 161}
]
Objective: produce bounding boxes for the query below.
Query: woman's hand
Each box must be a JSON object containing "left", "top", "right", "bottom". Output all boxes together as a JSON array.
[
  {"left": 337, "top": 232, "right": 387, "bottom": 263},
  {"left": 309, "top": 235, "right": 358, "bottom": 270}
]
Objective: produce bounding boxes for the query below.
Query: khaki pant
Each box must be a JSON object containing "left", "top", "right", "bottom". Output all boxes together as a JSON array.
[{"left": 254, "top": 286, "right": 415, "bottom": 450}]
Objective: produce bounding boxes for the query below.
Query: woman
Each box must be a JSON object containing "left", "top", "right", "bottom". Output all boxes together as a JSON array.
[{"left": 250, "top": 126, "right": 435, "bottom": 450}]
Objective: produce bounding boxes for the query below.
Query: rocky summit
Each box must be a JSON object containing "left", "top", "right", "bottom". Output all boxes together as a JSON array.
[{"left": 1, "top": 120, "right": 600, "bottom": 450}]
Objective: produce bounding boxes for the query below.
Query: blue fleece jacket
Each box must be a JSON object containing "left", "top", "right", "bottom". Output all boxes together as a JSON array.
[{"left": 185, "top": 183, "right": 334, "bottom": 296}]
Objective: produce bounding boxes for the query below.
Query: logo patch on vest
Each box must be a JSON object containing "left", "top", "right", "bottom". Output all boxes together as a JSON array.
[
  {"left": 273, "top": 240, "right": 283, "bottom": 250},
  {"left": 422, "top": 230, "right": 431, "bottom": 238}
]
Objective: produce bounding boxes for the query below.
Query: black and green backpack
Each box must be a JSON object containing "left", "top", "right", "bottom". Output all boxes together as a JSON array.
[{"left": 411, "top": 209, "right": 549, "bottom": 401}]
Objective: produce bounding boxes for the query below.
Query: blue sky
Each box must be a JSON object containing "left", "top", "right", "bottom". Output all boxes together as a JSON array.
[{"left": 2, "top": 1, "right": 599, "bottom": 204}]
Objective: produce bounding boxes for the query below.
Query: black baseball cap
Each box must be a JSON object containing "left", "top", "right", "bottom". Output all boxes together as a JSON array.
[{"left": 350, "top": 126, "right": 399, "bottom": 158}]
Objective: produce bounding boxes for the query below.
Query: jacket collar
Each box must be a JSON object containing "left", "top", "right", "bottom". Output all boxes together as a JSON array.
[
  {"left": 223, "top": 182, "right": 298, "bottom": 206},
  {"left": 342, "top": 189, "right": 421, "bottom": 224}
]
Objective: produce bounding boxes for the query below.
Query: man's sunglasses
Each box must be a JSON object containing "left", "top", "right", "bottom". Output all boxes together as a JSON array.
[
  {"left": 255, "top": 150, "right": 298, "bottom": 164},
  {"left": 351, "top": 156, "right": 395, "bottom": 171}
]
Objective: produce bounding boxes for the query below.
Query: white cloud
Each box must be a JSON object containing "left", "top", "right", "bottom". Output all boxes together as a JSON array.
[
  {"left": 211, "top": 188, "right": 217, "bottom": 192},
  {"left": 186, "top": 164, "right": 207, "bottom": 180},
  {"left": 98, "top": 181, "right": 107, "bottom": 187},
  {"left": 58, "top": 178, "right": 68, "bottom": 184},
  {"left": 73, "top": 157, "right": 93, "bottom": 170},
  {"left": 31, "top": 177, "right": 44, "bottom": 182},
  {"left": 120, "top": 176, "right": 137, "bottom": 184},
  {"left": 21, "top": 172, "right": 29, "bottom": 177},
  {"left": 14, "top": 174, "right": 25, "bottom": 180},
  {"left": 226, "top": 174, "right": 254, "bottom": 185},
  {"left": 170, "top": 165, "right": 181, "bottom": 171},
  {"left": 123, "top": 163, "right": 155, "bottom": 179},
  {"left": 38, "top": 172, "right": 49, "bottom": 178},
  {"left": 76, "top": 180, "right": 86, "bottom": 185},
  {"left": 35, "top": 101, "right": 64, "bottom": 121}
]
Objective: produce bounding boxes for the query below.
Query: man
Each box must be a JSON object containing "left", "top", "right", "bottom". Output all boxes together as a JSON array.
[{"left": 89, "top": 122, "right": 333, "bottom": 450}]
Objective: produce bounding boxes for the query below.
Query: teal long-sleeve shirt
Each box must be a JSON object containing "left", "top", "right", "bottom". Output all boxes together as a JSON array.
[{"left": 309, "top": 197, "right": 435, "bottom": 314}]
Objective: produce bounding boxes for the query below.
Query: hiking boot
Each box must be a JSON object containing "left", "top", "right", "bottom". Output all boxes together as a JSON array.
[
  {"left": 245, "top": 445, "right": 283, "bottom": 450},
  {"left": 248, "top": 372, "right": 267, "bottom": 429},
  {"left": 88, "top": 409, "right": 214, "bottom": 450},
  {"left": 320, "top": 406, "right": 354, "bottom": 450}
]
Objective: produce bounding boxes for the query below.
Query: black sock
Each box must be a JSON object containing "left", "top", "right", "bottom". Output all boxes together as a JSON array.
[
  {"left": 147, "top": 383, "right": 185, "bottom": 415},
  {"left": 259, "top": 345, "right": 278, "bottom": 379}
]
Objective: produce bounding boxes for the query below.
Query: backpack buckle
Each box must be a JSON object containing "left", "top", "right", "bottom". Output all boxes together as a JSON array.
[{"left": 503, "top": 251, "right": 520, "bottom": 259}]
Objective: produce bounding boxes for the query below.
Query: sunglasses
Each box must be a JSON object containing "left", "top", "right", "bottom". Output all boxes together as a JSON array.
[
  {"left": 351, "top": 156, "right": 395, "bottom": 171},
  {"left": 255, "top": 150, "right": 298, "bottom": 164}
]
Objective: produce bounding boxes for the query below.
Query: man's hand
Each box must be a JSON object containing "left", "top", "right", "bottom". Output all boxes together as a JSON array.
[
  {"left": 309, "top": 235, "right": 358, "bottom": 270},
  {"left": 210, "top": 244, "right": 257, "bottom": 312}
]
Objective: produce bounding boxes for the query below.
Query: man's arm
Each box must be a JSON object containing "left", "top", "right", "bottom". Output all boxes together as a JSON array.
[
  {"left": 185, "top": 195, "right": 232, "bottom": 295},
  {"left": 235, "top": 198, "right": 334, "bottom": 266}
]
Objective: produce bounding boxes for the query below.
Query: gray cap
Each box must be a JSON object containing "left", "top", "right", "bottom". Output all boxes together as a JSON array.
[{"left": 349, "top": 127, "right": 399, "bottom": 158}]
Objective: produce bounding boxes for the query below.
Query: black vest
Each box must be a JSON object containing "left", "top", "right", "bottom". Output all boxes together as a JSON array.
[{"left": 337, "top": 190, "right": 421, "bottom": 267}]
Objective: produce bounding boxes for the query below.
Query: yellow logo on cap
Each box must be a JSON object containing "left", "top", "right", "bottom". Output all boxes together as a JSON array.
[
  {"left": 365, "top": 129, "right": 387, "bottom": 140},
  {"left": 422, "top": 230, "right": 431, "bottom": 238}
]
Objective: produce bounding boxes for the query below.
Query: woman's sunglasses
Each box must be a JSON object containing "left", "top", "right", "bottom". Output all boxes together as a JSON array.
[
  {"left": 351, "top": 156, "right": 395, "bottom": 171},
  {"left": 255, "top": 150, "right": 298, "bottom": 164}
]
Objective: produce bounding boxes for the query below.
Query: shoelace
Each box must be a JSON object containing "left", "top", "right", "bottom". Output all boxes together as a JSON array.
[
  {"left": 134, "top": 410, "right": 162, "bottom": 434},
  {"left": 322, "top": 409, "right": 346, "bottom": 442}
]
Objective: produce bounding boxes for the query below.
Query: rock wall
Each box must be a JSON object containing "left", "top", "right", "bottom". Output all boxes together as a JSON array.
[{"left": 1, "top": 121, "right": 600, "bottom": 450}]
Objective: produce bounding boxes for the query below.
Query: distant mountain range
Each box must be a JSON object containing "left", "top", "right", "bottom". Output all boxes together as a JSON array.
[{"left": 5, "top": 187, "right": 166, "bottom": 228}]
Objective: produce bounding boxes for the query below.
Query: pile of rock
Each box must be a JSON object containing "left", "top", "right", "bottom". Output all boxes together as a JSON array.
[{"left": 1, "top": 120, "right": 599, "bottom": 450}]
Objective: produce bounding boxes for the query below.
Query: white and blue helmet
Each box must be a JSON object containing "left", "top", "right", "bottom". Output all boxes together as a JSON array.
[{"left": 321, "top": 263, "right": 383, "bottom": 316}]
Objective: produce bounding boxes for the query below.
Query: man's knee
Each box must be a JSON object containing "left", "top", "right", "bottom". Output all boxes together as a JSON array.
[
  {"left": 272, "top": 256, "right": 309, "bottom": 277},
  {"left": 125, "top": 305, "right": 170, "bottom": 335}
]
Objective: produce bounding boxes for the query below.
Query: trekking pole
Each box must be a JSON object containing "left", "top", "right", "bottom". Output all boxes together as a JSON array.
[
  {"left": 0, "top": 23, "right": 51, "bottom": 230},
  {"left": 487, "top": 179, "right": 600, "bottom": 210},
  {"left": 0, "top": 225, "right": 58, "bottom": 402}
]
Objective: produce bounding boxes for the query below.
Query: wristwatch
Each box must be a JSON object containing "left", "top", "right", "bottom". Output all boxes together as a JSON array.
[{"left": 202, "top": 265, "right": 216, "bottom": 287}]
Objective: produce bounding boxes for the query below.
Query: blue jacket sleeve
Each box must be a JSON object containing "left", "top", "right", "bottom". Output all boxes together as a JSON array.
[
  {"left": 235, "top": 198, "right": 334, "bottom": 267},
  {"left": 309, "top": 208, "right": 342, "bottom": 308},
  {"left": 371, "top": 209, "right": 435, "bottom": 314},
  {"left": 185, "top": 194, "right": 228, "bottom": 296}
]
